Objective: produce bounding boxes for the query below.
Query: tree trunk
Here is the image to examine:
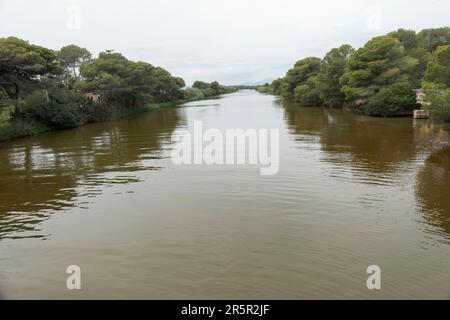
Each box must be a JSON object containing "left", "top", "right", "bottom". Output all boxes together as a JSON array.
[
  {"left": 44, "top": 89, "right": 50, "bottom": 103},
  {"left": 3, "top": 83, "right": 21, "bottom": 115},
  {"left": 13, "top": 84, "right": 21, "bottom": 115}
]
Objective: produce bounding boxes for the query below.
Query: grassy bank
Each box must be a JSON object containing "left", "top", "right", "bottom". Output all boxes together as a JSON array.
[
  {"left": 0, "top": 101, "right": 178, "bottom": 142},
  {"left": 0, "top": 118, "right": 50, "bottom": 142}
]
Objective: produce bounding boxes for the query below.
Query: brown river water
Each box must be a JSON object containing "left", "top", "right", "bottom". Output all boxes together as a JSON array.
[{"left": 0, "top": 90, "right": 449, "bottom": 299}]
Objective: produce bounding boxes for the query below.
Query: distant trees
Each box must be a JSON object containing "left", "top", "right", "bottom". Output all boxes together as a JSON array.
[
  {"left": 265, "top": 27, "right": 450, "bottom": 119},
  {"left": 185, "top": 80, "right": 237, "bottom": 100},
  {"left": 257, "top": 80, "right": 282, "bottom": 95},
  {"left": 192, "top": 80, "right": 211, "bottom": 90}
]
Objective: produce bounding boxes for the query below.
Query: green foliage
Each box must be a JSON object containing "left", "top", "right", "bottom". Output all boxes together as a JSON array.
[
  {"left": 187, "top": 81, "right": 237, "bottom": 100},
  {"left": 340, "top": 35, "right": 418, "bottom": 113},
  {"left": 389, "top": 29, "right": 429, "bottom": 87},
  {"left": 255, "top": 84, "right": 274, "bottom": 94},
  {"left": 0, "top": 37, "right": 60, "bottom": 111},
  {"left": 192, "top": 81, "right": 211, "bottom": 90},
  {"left": 28, "top": 102, "right": 85, "bottom": 129},
  {"left": 19, "top": 86, "right": 87, "bottom": 129},
  {"left": 364, "top": 84, "right": 417, "bottom": 116},
  {"left": 423, "top": 86, "right": 450, "bottom": 122},
  {"left": 58, "top": 45, "right": 91, "bottom": 69},
  {"left": 388, "top": 29, "right": 419, "bottom": 51},
  {"left": 211, "top": 81, "right": 220, "bottom": 92},
  {"left": 271, "top": 27, "right": 450, "bottom": 117},
  {"left": 387, "top": 27, "right": 450, "bottom": 87},
  {"left": 79, "top": 51, "right": 184, "bottom": 107},
  {"left": 418, "top": 27, "right": 450, "bottom": 53},
  {"left": 0, "top": 104, "right": 14, "bottom": 127},
  {"left": 0, "top": 117, "right": 49, "bottom": 141},
  {"left": 423, "top": 46, "right": 450, "bottom": 122},
  {"left": 293, "top": 75, "right": 323, "bottom": 106},
  {"left": 271, "top": 78, "right": 283, "bottom": 95},
  {"left": 271, "top": 34, "right": 419, "bottom": 114},
  {"left": 424, "top": 45, "right": 450, "bottom": 86},
  {"left": 280, "top": 57, "right": 322, "bottom": 101},
  {"left": 319, "top": 44, "right": 355, "bottom": 107},
  {"left": 57, "top": 44, "right": 92, "bottom": 88},
  {"left": 0, "top": 37, "right": 213, "bottom": 141},
  {"left": 183, "top": 87, "right": 206, "bottom": 100}
]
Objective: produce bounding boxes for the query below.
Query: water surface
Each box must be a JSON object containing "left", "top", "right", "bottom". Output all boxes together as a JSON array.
[{"left": 0, "top": 90, "right": 449, "bottom": 299}]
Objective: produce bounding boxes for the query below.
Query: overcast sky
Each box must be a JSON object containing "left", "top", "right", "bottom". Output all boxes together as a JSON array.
[{"left": 0, "top": 0, "right": 449, "bottom": 85}]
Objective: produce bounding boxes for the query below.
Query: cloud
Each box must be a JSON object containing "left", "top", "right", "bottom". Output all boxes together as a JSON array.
[{"left": 1, "top": 0, "right": 449, "bottom": 84}]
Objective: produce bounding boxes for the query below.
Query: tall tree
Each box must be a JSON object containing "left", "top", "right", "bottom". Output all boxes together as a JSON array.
[
  {"left": 280, "top": 57, "right": 322, "bottom": 102},
  {"left": 424, "top": 45, "right": 450, "bottom": 86},
  {"left": 58, "top": 44, "right": 91, "bottom": 87},
  {"left": 319, "top": 44, "right": 354, "bottom": 107},
  {"left": 0, "top": 37, "right": 60, "bottom": 114},
  {"left": 79, "top": 51, "right": 184, "bottom": 107},
  {"left": 389, "top": 29, "right": 428, "bottom": 87},
  {"left": 423, "top": 45, "right": 450, "bottom": 122},
  {"left": 418, "top": 27, "right": 450, "bottom": 53},
  {"left": 340, "top": 35, "right": 418, "bottom": 114}
]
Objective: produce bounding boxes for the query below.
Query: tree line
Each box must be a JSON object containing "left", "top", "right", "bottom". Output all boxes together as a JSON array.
[
  {"left": 0, "top": 37, "right": 237, "bottom": 141},
  {"left": 257, "top": 27, "right": 450, "bottom": 121}
]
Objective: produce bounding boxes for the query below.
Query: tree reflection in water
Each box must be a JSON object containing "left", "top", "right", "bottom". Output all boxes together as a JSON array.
[
  {"left": 283, "top": 102, "right": 419, "bottom": 182},
  {"left": 283, "top": 102, "right": 450, "bottom": 240},
  {"left": 0, "top": 107, "right": 182, "bottom": 239},
  {"left": 416, "top": 146, "right": 450, "bottom": 242}
]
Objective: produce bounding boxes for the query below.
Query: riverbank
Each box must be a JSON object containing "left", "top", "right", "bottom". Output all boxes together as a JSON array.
[
  {"left": 1, "top": 90, "right": 450, "bottom": 299},
  {"left": 1, "top": 37, "right": 240, "bottom": 143},
  {"left": 258, "top": 90, "right": 418, "bottom": 118},
  {"left": 0, "top": 103, "right": 168, "bottom": 142},
  {"left": 256, "top": 27, "right": 450, "bottom": 121},
  {"left": 0, "top": 95, "right": 229, "bottom": 143}
]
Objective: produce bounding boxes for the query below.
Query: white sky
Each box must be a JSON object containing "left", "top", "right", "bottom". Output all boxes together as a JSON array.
[{"left": 0, "top": 0, "right": 449, "bottom": 85}]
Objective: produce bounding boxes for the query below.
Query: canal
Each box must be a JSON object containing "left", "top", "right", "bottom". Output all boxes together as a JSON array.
[{"left": 0, "top": 90, "right": 449, "bottom": 299}]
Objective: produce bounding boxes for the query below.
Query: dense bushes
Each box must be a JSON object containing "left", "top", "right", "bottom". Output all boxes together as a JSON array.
[
  {"left": 0, "top": 117, "right": 49, "bottom": 141},
  {"left": 0, "top": 103, "right": 14, "bottom": 127},
  {"left": 183, "top": 81, "right": 238, "bottom": 101},
  {"left": 26, "top": 102, "right": 86, "bottom": 129},
  {"left": 424, "top": 85, "right": 450, "bottom": 122},
  {"left": 183, "top": 87, "right": 207, "bottom": 101},
  {"left": 364, "top": 84, "right": 418, "bottom": 116}
]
